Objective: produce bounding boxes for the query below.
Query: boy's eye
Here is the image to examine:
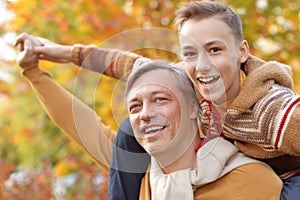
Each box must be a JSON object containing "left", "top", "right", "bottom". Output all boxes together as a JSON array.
[{"left": 209, "top": 47, "right": 221, "bottom": 53}]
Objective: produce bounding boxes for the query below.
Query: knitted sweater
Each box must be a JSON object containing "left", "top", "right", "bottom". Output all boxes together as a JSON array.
[
  {"left": 71, "top": 45, "right": 300, "bottom": 177},
  {"left": 22, "top": 65, "right": 282, "bottom": 200}
]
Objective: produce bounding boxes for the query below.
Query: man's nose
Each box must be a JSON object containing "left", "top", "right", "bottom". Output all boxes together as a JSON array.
[{"left": 139, "top": 104, "right": 155, "bottom": 121}]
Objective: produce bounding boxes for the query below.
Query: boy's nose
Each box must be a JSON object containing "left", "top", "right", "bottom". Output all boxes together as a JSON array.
[{"left": 195, "top": 52, "right": 213, "bottom": 73}]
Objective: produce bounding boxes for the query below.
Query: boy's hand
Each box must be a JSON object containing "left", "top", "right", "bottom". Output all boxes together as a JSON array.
[
  {"left": 33, "top": 36, "right": 73, "bottom": 63},
  {"left": 15, "top": 32, "right": 73, "bottom": 64}
]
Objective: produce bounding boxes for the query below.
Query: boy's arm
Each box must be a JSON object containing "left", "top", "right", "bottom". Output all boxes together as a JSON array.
[
  {"left": 29, "top": 33, "right": 151, "bottom": 80},
  {"left": 71, "top": 44, "right": 150, "bottom": 80},
  {"left": 227, "top": 59, "right": 300, "bottom": 158}
]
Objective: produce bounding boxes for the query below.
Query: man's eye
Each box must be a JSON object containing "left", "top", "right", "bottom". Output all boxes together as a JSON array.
[
  {"left": 129, "top": 104, "right": 140, "bottom": 112},
  {"left": 156, "top": 97, "right": 167, "bottom": 102},
  {"left": 183, "top": 52, "right": 196, "bottom": 57}
]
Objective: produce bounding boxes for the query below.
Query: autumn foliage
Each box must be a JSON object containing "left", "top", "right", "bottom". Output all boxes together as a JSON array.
[{"left": 0, "top": 0, "right": 300, "bottom": 199}]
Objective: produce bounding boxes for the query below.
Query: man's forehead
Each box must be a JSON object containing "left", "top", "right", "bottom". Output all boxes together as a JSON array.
[
  {"left": 131, "top": 69, "right": 178, "bottom": 88},
  {"left": 128, "top": 82, "right": 177, "bottom": 99},
  {"left": 127, "top": 70, "right": 183, "bottom": 100}
]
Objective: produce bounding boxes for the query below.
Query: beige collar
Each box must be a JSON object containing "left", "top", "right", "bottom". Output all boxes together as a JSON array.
[{"left": 149, "top": 137, "right": 262, "bottom": 199}]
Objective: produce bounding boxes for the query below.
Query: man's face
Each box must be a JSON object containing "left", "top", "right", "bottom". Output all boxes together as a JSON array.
[
  {"left": 127, "top": 69, "right": 194, "bottom": 154},
  {"left": 179, "top": 17, "right": 248, "bottom": 104}
]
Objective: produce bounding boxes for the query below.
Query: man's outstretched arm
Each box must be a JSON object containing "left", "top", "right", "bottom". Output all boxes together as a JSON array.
[{"left": 15, "top": 33, "right": 115, "bottom": 173}]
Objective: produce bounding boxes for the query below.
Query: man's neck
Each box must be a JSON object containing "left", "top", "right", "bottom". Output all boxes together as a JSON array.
[{"left": 159, "top": 134, "right": 200, "bottom": 174}]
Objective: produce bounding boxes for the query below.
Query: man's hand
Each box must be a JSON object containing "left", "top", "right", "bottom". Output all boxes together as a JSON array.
[{"left": 14, "top": 33, "right": 40, "bottom": 69}]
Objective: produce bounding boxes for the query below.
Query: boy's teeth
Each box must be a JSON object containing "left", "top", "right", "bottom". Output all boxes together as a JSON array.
[
  {"left": 199, "top": 77, "right": 214, "bottom": 82},
  {"left": 198, "top": 76, "right": 218, "bottom": 84}
]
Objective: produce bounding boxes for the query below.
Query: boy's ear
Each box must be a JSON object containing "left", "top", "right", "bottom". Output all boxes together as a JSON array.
[{"left": 239, "top": 40, "right": 249, "bottom": 63}]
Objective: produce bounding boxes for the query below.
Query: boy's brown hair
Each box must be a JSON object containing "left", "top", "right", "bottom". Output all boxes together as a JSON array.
[{"left": 175, "top": 1, "right": 244, "bottom": 43}]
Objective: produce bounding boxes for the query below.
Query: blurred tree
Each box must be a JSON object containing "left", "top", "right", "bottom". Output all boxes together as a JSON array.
[
  {"left": 227, "top": 0, "right": 300, "bottom": 89},
  {"left": 0, "top": 0, "right": 299, "bottom": 199}
]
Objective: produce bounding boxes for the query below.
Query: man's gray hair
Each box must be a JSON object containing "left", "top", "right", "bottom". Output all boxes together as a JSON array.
[{"left": 125, "top": 60, "right": 196, "bottom": 101}]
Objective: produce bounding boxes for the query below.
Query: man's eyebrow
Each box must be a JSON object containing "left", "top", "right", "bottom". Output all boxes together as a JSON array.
[
  {"left": 128, "top": 97, "right": 138, "bottom": 103},
  {"left": 181, "top": 45, "right": 194, "bottom": 50},
  {"left": 128, "top": 90, "right": 169, "bottom": 102}
]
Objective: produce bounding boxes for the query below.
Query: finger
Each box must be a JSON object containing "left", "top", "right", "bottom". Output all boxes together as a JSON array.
[
  {"left": 13, "top": 38, "right": 22, "bottom": 47},
  {"left": 15, "top": 40, "right": 24, "bottom": 51},
  {"left": 24, "top": 39, "right": 34, "bottom": 55},
  {"left": 28, "top": 35, "right": 43, "bottom": 47},
  {"left": 16, "top": 40, "right": 33, "bottom": 62},
  {"left": 14, "top": 37, "right": 24, "bottom": 48},
  {"left": 15, "top": 32, "right": 43, "bottom": 48},
  {"left": 14, "top": 32, "right": 29, "bottom": 46}
]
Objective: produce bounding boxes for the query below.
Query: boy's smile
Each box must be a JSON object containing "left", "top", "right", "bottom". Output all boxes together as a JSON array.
[{"left": 179, "top": 16, "right": 248, "bottom": 105}]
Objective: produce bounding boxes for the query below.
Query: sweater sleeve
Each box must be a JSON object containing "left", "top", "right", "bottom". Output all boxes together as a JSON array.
[
  {"left": 277, "top": 91, "right": 300, "bottom": 155},
  {"left": 22, "top": 66, "right": 115, "bottom": 173},
  {"left": 226, "top": 84, "right": 300, "bottom": 157},
  {"left": 71, "top": 44, "right": 151, "bottom": 81}
]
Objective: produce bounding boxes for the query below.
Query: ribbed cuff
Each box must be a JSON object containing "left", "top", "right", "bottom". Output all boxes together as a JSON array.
[
  {"left": 71, "top": 44, "right": 85, "bottom": 66},
  {"left": 22, "top": 64, "right": 50, "bottom": 81}
]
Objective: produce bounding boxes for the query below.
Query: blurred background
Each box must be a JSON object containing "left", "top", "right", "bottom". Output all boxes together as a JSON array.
[{"left": 0, "top": 0, "right": 299, "bottom": 199}]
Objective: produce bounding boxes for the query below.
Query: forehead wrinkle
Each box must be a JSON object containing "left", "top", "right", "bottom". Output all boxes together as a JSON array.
[
  {"left": 181, "top": 45, "right": 194, "bottom": 50},
  {"left": 127, "top": 83, "right": 175, "bottom": 102}
]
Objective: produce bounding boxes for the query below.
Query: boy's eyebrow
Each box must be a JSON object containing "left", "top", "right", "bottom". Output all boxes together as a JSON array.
[
  {"left": 181, "top": 40, "right": 225, "bottom": 50},
  {"left": 203, "top": 40, "right": 226, "bottom": 47}
]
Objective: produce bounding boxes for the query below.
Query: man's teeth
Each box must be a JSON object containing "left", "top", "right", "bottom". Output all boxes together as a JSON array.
[
  {"left": 145, "top": 126, "right": 164, "bottom": 134},
  {"left": 198, "top": 76, "right": 218, "bottom": 84}
]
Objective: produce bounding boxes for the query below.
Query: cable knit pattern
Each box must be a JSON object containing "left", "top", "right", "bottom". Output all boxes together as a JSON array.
[
  {"left": 223, "top": 59, "right": 300, "bottom": 157},
  {"left": 225, "top": 85, "right": 300, "bottom": 152},
  {"left": 230, "top": 60, "right": 293, "bottom": 112}
]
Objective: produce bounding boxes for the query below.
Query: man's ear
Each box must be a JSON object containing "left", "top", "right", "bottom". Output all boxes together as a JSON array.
[
  {"left": 239, "top": 40, "right": 249, "bottom": 63},
  {"left": 190, "top": 99, "right": 199, "bottom": 119}
]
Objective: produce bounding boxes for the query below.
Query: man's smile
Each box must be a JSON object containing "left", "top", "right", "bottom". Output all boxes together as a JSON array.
[{"left": 144, "top": 125, "right": 166, "bottom": 134}]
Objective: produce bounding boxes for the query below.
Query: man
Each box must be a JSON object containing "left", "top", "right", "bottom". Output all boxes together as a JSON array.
[
  {"left": 14, "top": 1, "right": 300, "bottom": 199},
  {"left": 15, "top": 35, "right": 282, "bottom": 199}
]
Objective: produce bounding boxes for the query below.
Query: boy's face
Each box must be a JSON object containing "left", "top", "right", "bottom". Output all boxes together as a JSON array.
[{"left": 179, "top": 17, "right": 248, "bottom": 104}]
